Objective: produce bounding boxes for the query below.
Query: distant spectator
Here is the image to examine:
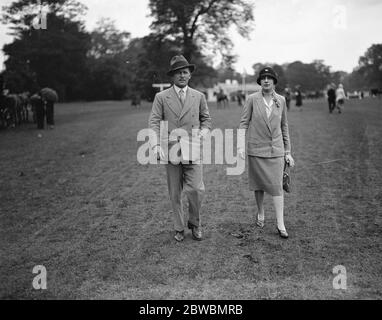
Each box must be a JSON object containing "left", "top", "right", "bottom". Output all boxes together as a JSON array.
[
  {"left": 284, "top": 86, "right": 291, "bottom": 111},
  {"left": 40, "top": 88, "right": 58, "bottom": 129},
  {"left": 327, "top": 83, "right": 336, "bottom": 113},
  {"left": 335, "top": 84, "right": 347, "bottom": 114},
  {"left": 295, "top": 85, "right": 303, "bottom": 110},
  {"left": 131, "top": 93, "right": 141, "bottom": 108},
  {"left": 30, "top": 93, "right": 44, "bottom": 130},
  {"left": 237, "top": 90, "right": 244, "bottom": 107}
]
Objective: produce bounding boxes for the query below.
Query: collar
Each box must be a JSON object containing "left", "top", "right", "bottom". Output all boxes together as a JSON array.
[
  {"left": 262, "top": 96, "right": 274, "bottom": 108},
  {"left": 262, "top": 91, "right": 274, "bottom": 108},
  {"left": 174, "top": 85, "right": 188, "bottom": 95}
]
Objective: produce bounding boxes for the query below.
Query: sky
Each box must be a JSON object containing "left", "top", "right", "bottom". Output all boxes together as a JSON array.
[{"left": 1, "top": 0, "right": 382, "bottom": 74}]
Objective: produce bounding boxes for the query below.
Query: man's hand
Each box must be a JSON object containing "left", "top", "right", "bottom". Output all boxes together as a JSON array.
[
  {"left": 153, "top": 145, "right": 165, "bottom": 160},
  {"left": 285, "top": 154, "right": 295, "bottom": 167},
  {"left": 197, "top": 128, "right": 210, "bottom": 140},
  {"left": 238, "top": 148, "right": 245, "bottom": 160}
]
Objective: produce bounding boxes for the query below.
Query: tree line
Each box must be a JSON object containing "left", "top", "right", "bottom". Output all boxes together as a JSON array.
[{"left": 1, "top": 0, "right": 380, "bottom": 101}]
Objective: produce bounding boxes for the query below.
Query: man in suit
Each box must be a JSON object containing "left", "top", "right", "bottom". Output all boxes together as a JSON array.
[
  {"left": 30, "top": 93, "right": 44, "bottom": 129},
  {"left": 148, "top": 55, "right": 212, "bottom": 242},
  {"left": 327, "top": 83, "right": 336, "bottom": 113}
]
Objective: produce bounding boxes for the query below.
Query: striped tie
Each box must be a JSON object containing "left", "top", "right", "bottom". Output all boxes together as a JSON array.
[{"left": 179, "top": 89, "right": 185, "bottom": 106}]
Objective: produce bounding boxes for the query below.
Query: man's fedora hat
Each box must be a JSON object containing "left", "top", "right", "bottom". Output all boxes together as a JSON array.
[
  {"left": 167, "top": 55, "right": 195, "bottom": 76},
  {"left": 257, "top": 66, "right": 278, "bottom": 85}
]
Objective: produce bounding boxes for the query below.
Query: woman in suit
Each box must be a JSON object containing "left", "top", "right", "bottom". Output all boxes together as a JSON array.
[
  {"left": 238, "top": 67, "right": 295, "bottom": 238},
  {"left": 335, "top": 83, "right": 347, "bottom": 113}
]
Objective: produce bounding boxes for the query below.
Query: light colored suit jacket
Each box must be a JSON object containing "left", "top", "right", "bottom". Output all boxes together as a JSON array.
[
  {"left": 148, "top": 86, "right": 212, "bottom": 162},
  {"left": 239, "top": 91, "right": 291, "bottom": 158}
]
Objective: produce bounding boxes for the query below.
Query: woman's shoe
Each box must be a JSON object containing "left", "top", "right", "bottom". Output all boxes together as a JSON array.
[
  {"left": 277, "top": 228, "right": 288, "bottom": 239},
  {"left": 256, "top": 215, "right": 265, "bottom": 228},
  {"left": 174, "top": 231, "right": 184, "bottom": 242}
]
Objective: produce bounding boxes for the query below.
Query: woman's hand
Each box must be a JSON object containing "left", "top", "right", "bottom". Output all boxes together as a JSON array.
[{"left": 285, "top": 154, "right": 295, "bottom": 167}]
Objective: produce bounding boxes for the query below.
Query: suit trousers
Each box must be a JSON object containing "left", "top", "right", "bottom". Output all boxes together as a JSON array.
[
  {"left": 46, "top": 101, "right": 54, "bottom": 125},
  {"left": 166, "top": 162, "right": 205, "bottom": 231},
  {"left": 328, "top": 98, "right": 336, "bottom": 112},
  {"left": 34, "top": 101, "right": 45, "bottom": 129}
]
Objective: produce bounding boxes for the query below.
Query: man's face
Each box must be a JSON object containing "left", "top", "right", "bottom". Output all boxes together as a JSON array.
[
  {"left": 172, "top": 68, "right": 191, "bottom": 88},
  {"left": 260, "top": 76, "right": 274, "bottom": 91}
]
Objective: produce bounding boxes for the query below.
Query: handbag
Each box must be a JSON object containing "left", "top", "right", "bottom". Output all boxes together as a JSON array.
[{"left": 283, "top": 161, "right": 291, "bottom": 193}]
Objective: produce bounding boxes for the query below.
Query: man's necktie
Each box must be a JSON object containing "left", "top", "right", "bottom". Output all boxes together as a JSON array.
[{"left": 179, "top": 89, "right": 185, "bottom": 106}]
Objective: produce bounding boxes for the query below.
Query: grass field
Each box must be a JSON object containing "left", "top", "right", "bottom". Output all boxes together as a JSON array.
[{"left": 0, "top": 97, "right": 381, "bottom": 299}]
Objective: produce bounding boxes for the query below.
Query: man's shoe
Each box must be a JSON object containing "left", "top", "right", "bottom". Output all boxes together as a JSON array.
[
  {"left": 188, "top": 222, "right": 202, "bottom": 241},
  {"left": 277, "top": 228, "right": 289, "bottom": 239},
  {"left": 174, "top": 231, "right": 184, "bottom": 242}
]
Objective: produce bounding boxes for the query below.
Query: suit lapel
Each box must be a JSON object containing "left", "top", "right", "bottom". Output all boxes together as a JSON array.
[
  {"left": 179, "top": 88, "right": 195, "bottom": 120},
  {"left": 268, "top": 105, "right": 277, "bottom": 123},
  {"left": 256, "top": 94, "right": 272, "bottom": 133},
  {"left": 165, "top": 87, "right": 182, "bottom": 116},
  {"left": 268, "top": 96, "right": 281, "bottom": 123}
]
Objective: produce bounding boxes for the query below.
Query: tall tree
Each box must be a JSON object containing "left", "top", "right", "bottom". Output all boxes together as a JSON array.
[
  {"left": 124, "top": 34, "right": 217, "bottom": 101},
  {"left": 358, "top": 44, "right": 382, "bottom": 88},
  {"left": 342, "top": 44, "right": 382, "bottom": 91},
  {"left": 88, "top": 18, "right": 130, "bottom": 58},
  {"left": 125, "top": 35, "right": 182, "bottom": 101},
  {"left": 343, "top": 69, "right": 362, "bottom": 91},
  {"left": 285, "top": 60, "right": 332, "bottom": 92},
  {"left": 148, "top": 0, "right": 254, "bottom": 63},
  {"left": 1, "top": 0, "right": 90, "bottom": 100},
  {"left": 272, "top": 64, "right": 287, "bottom": 93},
  {"left": 85, "top": 18, "right": 131, "bottom": 100}
]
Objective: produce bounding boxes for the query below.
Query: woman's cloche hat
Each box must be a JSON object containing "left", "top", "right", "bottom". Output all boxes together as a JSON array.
[{"left": 257, "top": 66, "right": 278, "bottom": 85}]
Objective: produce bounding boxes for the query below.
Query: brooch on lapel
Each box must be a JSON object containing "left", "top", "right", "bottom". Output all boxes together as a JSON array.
[{"left": 272, "top": 92, "right": 280, "bottom": 108}]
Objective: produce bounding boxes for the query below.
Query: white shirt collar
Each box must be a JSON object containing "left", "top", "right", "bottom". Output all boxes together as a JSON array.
[
  {"left": 262, "top": 96, "right": 274, "bottom": 108},
  {"left": 174, "top": 85, "right": 188, "bottom": 95}
]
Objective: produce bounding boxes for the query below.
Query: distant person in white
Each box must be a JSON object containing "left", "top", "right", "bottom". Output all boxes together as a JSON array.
[{"left": 335, "top": 84, "right": 347, "bottom": 114}]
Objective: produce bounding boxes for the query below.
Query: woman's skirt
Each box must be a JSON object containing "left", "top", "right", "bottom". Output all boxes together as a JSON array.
[{"left": 248, "top": 156, "right": 284, "bottom": 196}]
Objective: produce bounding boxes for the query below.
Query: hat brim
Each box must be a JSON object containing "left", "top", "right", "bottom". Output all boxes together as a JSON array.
[
  {"left": 257, "top": 74, "right": 277, "bottom": 85},
  {"left": 167, "top": 64, "right": 195, "bottom": 76}
]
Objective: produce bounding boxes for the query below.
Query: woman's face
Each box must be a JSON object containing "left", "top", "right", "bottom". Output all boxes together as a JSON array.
[{"left": 260, "top": 76, "right": 274, "bottom": 91}]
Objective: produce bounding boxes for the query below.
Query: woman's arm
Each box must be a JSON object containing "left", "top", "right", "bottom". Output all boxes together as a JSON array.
[
  {"left": 239, "top": 96, "right": 253, "bottom": 130},
  {"left": 238, "top": 96, "right": 252, "bottom": 159},
  {"left": 281, "top": 99, "right": 291, "bottom": 155}
]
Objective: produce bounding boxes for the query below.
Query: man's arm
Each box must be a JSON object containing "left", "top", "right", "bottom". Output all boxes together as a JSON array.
[
  {"left": 199, "top": 93, "right": 212, "bottom": 131},
  {"left": 148, "top": 93, "right": 163, "bottom": 147},
  {"left": 281, "top": 97, "right": 291, "bottom": 155}
]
